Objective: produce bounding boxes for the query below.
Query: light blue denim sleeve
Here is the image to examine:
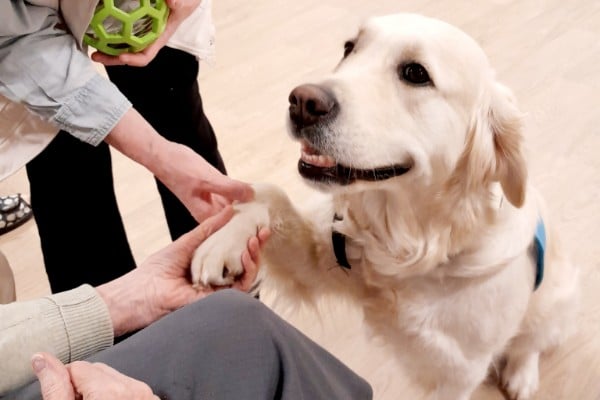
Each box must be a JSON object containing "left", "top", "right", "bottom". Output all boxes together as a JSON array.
[{"left": 0, "top": 2, "right": 132, "bottom": 146}]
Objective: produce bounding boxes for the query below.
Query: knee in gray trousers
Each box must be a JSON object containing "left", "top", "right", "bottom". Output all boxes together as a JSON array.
[{"left": 8, "top": 290, "right": 372, "bottom": 400}]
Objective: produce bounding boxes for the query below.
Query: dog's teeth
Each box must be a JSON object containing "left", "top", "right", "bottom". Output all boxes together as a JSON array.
[
  {"left": 318, "top": 155, "right": 336, "bottom": 167},
  {"left": 301, "top": 150, "right": 336, "bottom": 168}
]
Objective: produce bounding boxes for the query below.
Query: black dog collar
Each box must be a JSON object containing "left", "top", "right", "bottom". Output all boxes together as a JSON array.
[
  {"left": 332, "top": 213, "right": 351, "bottom": 269},
  {"left": 331, "top": 214, "right": 546, "bottom": 291}
]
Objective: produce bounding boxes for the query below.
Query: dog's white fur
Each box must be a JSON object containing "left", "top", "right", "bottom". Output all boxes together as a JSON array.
[{"left": 191, "top": 13, "right": 579, "bottom": 400}]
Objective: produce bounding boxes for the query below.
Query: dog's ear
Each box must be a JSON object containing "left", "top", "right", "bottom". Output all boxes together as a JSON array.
[
  {"left": 487, "top": 82, "right": 527, "bottom": 207},
  {"left": 448, "top": 81, "right": 527, "bottom": 208}
]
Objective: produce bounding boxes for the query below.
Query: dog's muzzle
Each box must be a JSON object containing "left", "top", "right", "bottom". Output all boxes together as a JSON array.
[{"left": 288, "top": 84, "right": 412, "bottom": 184}]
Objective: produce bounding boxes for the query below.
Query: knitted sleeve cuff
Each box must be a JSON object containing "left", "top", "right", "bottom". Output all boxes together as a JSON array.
[{"left": 44, "top": 284, "right": 115, "bottom": 363}]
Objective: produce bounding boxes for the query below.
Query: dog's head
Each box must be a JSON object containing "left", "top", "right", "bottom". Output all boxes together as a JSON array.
[{"left": 287, "top": 13, "right": 526, "bottom": 208}]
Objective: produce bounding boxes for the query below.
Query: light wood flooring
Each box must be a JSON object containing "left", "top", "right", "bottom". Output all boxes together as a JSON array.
[{"left": 1, "top": 1, "right": 599, "bottom": 398}]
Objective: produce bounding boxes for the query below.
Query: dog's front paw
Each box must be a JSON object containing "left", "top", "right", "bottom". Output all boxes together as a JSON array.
[
  {"left": 502, "top": 353, "right": 540, "bottom": 400},
  {"left": 191, "top": 203, "right": 270, "bottom": 288}
]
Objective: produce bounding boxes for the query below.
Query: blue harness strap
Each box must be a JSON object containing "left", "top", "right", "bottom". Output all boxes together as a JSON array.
[{"left": 533, "top": 219, "right": 546, "bottom": 290}]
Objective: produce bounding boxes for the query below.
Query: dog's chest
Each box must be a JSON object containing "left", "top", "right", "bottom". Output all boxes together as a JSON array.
[{"left": 358, "top": 249, "right": 534, "bottom": 361}]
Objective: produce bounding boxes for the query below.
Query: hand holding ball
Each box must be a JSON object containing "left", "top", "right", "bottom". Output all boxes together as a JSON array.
[{"left": 84, "top": 0, "right": 169, "bottom": 56}]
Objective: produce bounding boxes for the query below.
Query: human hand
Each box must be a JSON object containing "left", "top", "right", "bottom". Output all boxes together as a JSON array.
[
  {"left": 97, "top": 206, "right": 270, "bottom": 336},
  {"left": 104, "top": 108, "right": 254, "bottom": 223},
  {"left": 156, "top": 141, "right": 255, "bottom": 222},
  {"left": 33, "top": 352, "right": 158, "bottom": 400},
  {"left": 91, "top": 0, "right": 203, "bottom": 67}
]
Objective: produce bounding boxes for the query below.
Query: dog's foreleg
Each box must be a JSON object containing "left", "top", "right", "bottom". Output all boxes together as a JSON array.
[
  {"left": 252, "top": 184, "right": 319, "bottom": 265},
  {"left": 252, "top": 183, "right": 362, "bottom": 305},
  {"left": 191, "top": 182, "right": 340, "bottom": 298},
  {"left": 501, "top": 351, "right": 540, "bottom": 400}
]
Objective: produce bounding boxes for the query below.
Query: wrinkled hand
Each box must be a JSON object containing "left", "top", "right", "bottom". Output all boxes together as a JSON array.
[
  {"left": 97, "top": 206, "right": 270, "bottom": 336},
  {"left": 33, "top": 352, "right": 158, "bottom": 400},
  {"left": 92, "top": 0, "right": 203, "bottom": 66}
]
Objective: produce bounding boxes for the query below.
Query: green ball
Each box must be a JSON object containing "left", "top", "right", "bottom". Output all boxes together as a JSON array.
[{"left": 84, "top": 0, "right": 170, "bottom": 56}]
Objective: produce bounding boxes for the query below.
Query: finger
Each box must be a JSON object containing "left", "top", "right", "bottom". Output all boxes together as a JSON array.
[
  {"left": 202, "top": 178, "right": 255, "bottom": 204},
  {"left": 118, "top": 42, "right": 162, "bottom": 67},
  {"left": 212, "top": 194, "right": 231, "bottom": 209},
  {"left": 92, "top": 361, "right": 158, "bottom": 395},
  {"left": 189, "top": 200, "right": 226, "bottom": 223},
  {"left": 245, "top": 227, "right": 270, "bottom": 269},
  {"left": 68, "top": 361, "right": 113, "bottom": 396},
  {"left": 90, "top": 51, "right": 125, "bottom": 66},
  {"left": 90, "top": 29, "right": 169, "bottom": 67},
  {"left": 236, "top": 250, "right": 258, "bottom": 291},
  {"left": 67, "top": 360, "right": 96, "bottom": 382},
  {"left": 247, "top": 228, "right": 271, "bottom": 264},
  {"left": 32, "top": 353, "right": 76, "bottom": 400},
  {"left": 70, "top": 361, "right": 142, "bottom": 398},
  {"left": 247, "top": 236, "right": 261, "bottom": 263},
  {"left": 92, "top": 362, "right": 128, "bottom": 381},
  {"left": 257, "top": 227, "right": 272, "bottom": 245},
  {"left": 118, "top": 10, "right": 181, "bottom": 67},
  {"left": 90, "top": 49, "right": 155, "bottom": 67}
]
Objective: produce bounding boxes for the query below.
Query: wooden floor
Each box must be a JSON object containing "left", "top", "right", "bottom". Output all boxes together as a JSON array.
[{"left": 1, "top": 1, "right": 599, "bottom": 398}]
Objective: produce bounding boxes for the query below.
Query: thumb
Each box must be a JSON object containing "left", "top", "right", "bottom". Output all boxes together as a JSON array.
[
  {"left": 32, "top": 353, "right": 76, "bottom": 400},
  {"left": 204, "top": 178, "right": 255, "bottom": 204}
]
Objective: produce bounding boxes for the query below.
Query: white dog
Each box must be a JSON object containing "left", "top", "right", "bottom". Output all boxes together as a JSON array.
[{"left": 191, "top": 13, "right": 579, "bottom": 400}]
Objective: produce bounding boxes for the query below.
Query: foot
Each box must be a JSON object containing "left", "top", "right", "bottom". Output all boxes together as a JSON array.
[{"left": 0, "top": 194, "right": 33, "bottom": 236}]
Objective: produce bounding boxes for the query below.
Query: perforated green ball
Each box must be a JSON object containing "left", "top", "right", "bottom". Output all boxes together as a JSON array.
[{"left": 84, "top": 0, "right": 170, "bottom": 56}]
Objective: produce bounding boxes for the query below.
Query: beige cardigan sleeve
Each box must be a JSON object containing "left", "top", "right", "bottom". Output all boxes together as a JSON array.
[{"left": 0, "top": 285, "right": 114, "bottom": 395}]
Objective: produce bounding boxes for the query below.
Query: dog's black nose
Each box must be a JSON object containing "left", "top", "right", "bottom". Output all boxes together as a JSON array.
[{"left": 288, "top": 84, "right": 336, "bottom": 129}]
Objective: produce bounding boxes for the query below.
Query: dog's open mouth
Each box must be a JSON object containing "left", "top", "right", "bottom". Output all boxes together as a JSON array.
[{"left": 298, "top": 141, "right": 412, "bottom": 185}]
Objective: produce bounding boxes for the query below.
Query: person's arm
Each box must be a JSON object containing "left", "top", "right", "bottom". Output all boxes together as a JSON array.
[
  {"left": 0, "top": 2, "right": 253, "bottom": 220},
  {"left": 104, "top": 108, "right": 253, "bottom": 221},
  {"left": 93, "top": 206, "right": 268, "bottom": 337},
  {"left": 0, "top": 208, "right": 269, "bottom": 395},
  {"left": 0, "top": 2, "right": 131, "bottom": 146},
  {"left": 0, "top": 285, "right": 114, "bottom": 396}
]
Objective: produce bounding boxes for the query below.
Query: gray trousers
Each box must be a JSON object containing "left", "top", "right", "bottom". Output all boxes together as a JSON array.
[{"left": 7, "top": 290, "right": 372, "bottom": 399}]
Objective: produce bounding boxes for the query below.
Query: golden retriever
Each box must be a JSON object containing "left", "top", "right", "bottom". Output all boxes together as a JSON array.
[{"left": 191, "top": 13, "right": 579, "bottom": 400}]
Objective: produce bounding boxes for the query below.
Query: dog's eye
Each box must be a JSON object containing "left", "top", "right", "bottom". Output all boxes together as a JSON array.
[
  {"left": 401, "top": 63, "right": 431, "bottom": 85},
  {"left": 343, "top": 41, "right": 355, "bottom": 58}
]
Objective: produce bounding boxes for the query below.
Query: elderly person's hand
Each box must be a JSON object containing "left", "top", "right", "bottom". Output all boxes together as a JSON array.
[
  {"left": 91, "top": 0, "right": 203, "bottom": 67},
  {"left": 33, "top": 352, "right": 158, "bottom": 400},
  {"left": 96, "top": 206, "right": 270, "bottom": 337}
]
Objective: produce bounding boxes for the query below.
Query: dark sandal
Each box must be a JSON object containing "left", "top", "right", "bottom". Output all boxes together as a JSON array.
[{"left": 0, "top": 194, "right": 33, "bottom": 236}]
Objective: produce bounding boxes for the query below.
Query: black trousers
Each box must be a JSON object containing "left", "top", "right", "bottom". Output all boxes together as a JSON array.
[
  {"left": 26, "top": 47, "right": 226, "bottom": 293},
  {"left": 9, "top": 290, "right": 373, "bottom": 400}
]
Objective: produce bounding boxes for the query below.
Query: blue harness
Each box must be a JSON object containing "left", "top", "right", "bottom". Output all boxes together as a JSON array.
[
  {"left": 332, "top": 218, "right": 547, "bottom": 291},
  {"left": 533, "top": 219, "right": 546, "bottom": 290}
]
